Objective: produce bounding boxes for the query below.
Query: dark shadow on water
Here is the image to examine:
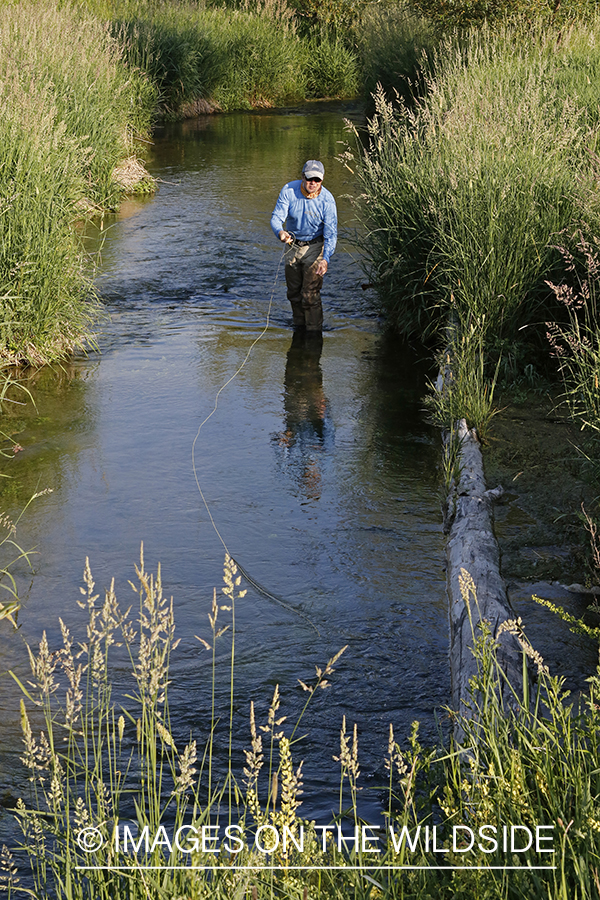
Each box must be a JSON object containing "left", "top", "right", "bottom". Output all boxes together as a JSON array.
[{"left": 272, "top": 331, "right": 333, "bottom": 503}]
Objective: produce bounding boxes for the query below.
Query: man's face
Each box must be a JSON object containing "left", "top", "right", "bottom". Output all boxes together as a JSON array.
[{"left": 303, "top": 175, "right": 322, "bottom": 190}]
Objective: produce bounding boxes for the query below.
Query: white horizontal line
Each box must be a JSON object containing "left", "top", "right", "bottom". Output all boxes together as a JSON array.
[{"left": 76, "top": 865, "right": 557, "bottom": 872}]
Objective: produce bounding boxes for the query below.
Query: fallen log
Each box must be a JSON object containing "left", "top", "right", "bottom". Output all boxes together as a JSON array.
[{"left": 445, "top": 419, "right": 526, "bottom": 717}]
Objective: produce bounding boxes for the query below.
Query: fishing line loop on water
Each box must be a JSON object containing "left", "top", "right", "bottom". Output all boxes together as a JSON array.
[{"left": 191, "top": 239, "right": 320, "bottom": 636}]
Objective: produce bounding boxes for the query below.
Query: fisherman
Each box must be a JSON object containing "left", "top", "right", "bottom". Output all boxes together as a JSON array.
[{"left": 271, "top": 160, "right": 338, "bottom": 332}]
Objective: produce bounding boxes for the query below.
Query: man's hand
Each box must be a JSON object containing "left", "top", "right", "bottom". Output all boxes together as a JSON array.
[
  {"left": 315, "top": 259, "right": 328, "bottom": 277},
  {"left": 279, "top": 230, "right": 292, "bottom": 244}
]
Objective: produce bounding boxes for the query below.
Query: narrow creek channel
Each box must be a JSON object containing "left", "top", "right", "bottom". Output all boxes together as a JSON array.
[{"left": 0, "top": 105, "right": 448, "bottom": 825}]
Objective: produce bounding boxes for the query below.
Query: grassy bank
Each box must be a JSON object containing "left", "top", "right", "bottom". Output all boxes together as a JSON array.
[
  {"left": 102, "top": 0, "right": 360, "bottom": 116},
  {"left": 351, "top": 11, "right": 600, "bottom": 593},
  {"left": 102, "top": 0, "right": 356, "bottom": 118},
  {"left": 350, "top": 18, "right": 600, "bottom": 442},
  {"left": 0, "top": 0, "right": 364, "bottom": 366},
  {"left": 352, "top": 21, "right": 600, "bottom": 347},
  {"left": 11, "top": 553, "right": 600, "bottom": 899},
  {"left": 0, "top": 0, "right": 155, "bottom": 365}
]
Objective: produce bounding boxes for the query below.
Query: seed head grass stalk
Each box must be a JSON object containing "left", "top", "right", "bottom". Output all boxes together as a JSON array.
[
  {"left": 0, "top": 486, "right": 52, "bottom": 624},
  {"left": 350, "top": 21, "right": 600, "bottom": 345},
  {"left": 547, "top": 233, "right": 600, "bottom": 441},
  {"left": 10, "top": 554, "right": 600, "bottom": 897}
]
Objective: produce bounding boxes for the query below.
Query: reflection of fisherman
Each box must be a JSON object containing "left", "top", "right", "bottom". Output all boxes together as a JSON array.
[
  {"left": 270, "top": 160, "right": 338, "bottom": 332},
  {"left": 274, "top": 331, "right": 331, "bottom": 502}
]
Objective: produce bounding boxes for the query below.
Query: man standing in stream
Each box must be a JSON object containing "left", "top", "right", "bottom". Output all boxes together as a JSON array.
[{"left": 271, "top": 160, "right": 338, "bottom": 332}]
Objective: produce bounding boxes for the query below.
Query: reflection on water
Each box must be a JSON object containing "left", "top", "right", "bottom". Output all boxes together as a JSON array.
[
  {"left": 0, "top": 105, "right": 447, "bottom": 828},
  {"left": 274, "top": 332, "right": 332, "bottom": 503}
]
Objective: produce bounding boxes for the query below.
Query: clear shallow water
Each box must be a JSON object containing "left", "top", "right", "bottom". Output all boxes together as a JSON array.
[{"left": 0, "top": 105, "right": 447, "bottom": 824}]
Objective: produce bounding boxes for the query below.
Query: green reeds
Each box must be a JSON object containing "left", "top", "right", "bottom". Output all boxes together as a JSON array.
[
  {"left": 0, "top": 0, "right": 155, "bottom": 364},
  {"left": 3, "top": 1, "right": 155, "bottom": 208},
  {"left": 12, "top": 553, "right": 600, "bottom": 898},
  {"left": 351, "top": 21, "right": 600, "bottom": 345},
  {"left": 0, "top": 79, "right": 96, "bottom": 365},
  {"left": 101, "top": 0, "right": 361, "bottom": 115},
  {"left": 0, "top": 0, "right": 363, "bottom": 364},
  {"left": 112, "top": 0, "right": 309, "bottom": 115},
  {"left": 304, "top": 33, "right": 360, "bottom": 100},
  {"left": 547, "top": 234, "right": 600, "bottom": 439},
  {"left": 357, "top": 1, "right": 438, "bottom": 104},
  {"left": 426, "top": 314, "right": 501, "bottom": 438}
]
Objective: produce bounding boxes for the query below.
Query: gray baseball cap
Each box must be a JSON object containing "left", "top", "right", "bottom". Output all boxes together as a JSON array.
[{"left": 302, "top": 160, "right": 325, "bottom": 180}]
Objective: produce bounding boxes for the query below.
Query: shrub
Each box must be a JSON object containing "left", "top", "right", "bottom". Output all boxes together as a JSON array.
[
  {"left": 305, "top": 33, "right": 360, "bottom": 99},
  {"left": 409, "top": 0, "right": 600, "bottom": 29},
  {"left": 290, "top": 0, "right": 368, "bottom": 34}
]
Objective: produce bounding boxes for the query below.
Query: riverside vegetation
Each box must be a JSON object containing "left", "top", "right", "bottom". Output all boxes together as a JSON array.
[
  {"left": 8, "top": 552, "right": 600, "bottom": 899},
  {"left": 349, "top": 18, "right": 600, "bottom": 436},
  {"left": 0, "top": 0, "right": 363, "bottom": 366},
  {"left": 6, "top": 1, "right": 600, "bottom": 898},
  {"left": 6, "top": 0, "right": 600, "bottom": 371},
  {"left": 340, "top": 10, "right": 600, "bottom": 899},
  {"left": 348, "top": 10, "right": 600, "bottom": 585},
  {"left": 0, "top": 1, "right": 154, "bottom": 365}
]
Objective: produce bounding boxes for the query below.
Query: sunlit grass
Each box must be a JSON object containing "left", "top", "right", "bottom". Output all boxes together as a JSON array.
[
  {"left": 350, "top": 21, "right": 600, "bottom": 344},
  {"left": 0, "top": 0, "right": 363, "bottom": 364},
  {"left": 348, "top": 18, "right": 600, "bottom": 434},
  {"left": 9, "top": 553, "right": 600, "bottom": 898},
  {"left": 0, "top": 1, "right": 155, "bottom": 365},
  {"left": 94, "top": 0, "right": 360, "bottom": 115}
]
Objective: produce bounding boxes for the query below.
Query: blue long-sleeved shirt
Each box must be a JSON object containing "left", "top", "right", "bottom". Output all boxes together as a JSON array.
[{"left": 270, "top": 180, "right": 337, "bottom": 263}]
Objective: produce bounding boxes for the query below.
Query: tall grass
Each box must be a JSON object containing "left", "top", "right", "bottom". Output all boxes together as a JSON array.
[
  {"left": 11, "top": 553, "right": 600, "bottom": 898},
  {"left": 350, "top": 21, "right": 600, "bottom": 346},
  {"left": 426, "top": 314, "right": 500, "bottom": 438},
  {"left": 96, "top": 0, "right": 361, "bottom": 115},
  {"left": 547, "top": 234, "right": 600, "bottom": 438},
  {"left": 112, "top": 0, "right": 311, "bottom": 115},
  {"left": 3, "top": 1, "right": 155, "bottom": 207},
  {"left": 440, "top": 606, "right": 600, "bottom": 900},
  {"left": 0, "top": 77, "right": 96, "bottom": 365},
  {"left": 304, "top": 33, "right": 360, "bottom": 100},
  {"left": 0, "top": 1, "right": 155, "bottom": 364},
  {"left": 0, "top": 0, "right": 362, "bottom": 363},
  {"left": 0, "top": 497, "right": 39, "bottom": 625},
  {"left": 357, "top": 2, "right": 439, "bottom": 103}
]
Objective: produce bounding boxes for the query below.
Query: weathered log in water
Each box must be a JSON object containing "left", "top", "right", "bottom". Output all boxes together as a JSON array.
[{"left": 445, "top": 419, "right": 526, "bottom": 717}]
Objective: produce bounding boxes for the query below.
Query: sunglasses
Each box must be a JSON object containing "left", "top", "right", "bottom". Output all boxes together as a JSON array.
[{"left": 304, "top": 175, "right": 322, "bottom": 183}]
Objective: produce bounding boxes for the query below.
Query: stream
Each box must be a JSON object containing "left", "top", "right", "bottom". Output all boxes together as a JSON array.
[{"left": 0, "top": 104, "right": 448, "bottom": 825}]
